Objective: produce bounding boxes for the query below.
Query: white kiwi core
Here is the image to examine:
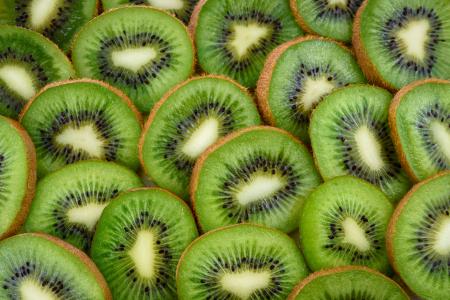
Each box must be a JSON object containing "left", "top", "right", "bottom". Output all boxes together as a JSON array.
[
  {"left": 55, "top": 124, "right": 105, "bottom": 158},
  {"left": 182, "top": 118, "right": 220, "bottom": 158},
  {"left": 29, "top": 0, "right": 61, "bottom": 30},
  {"left": 230, "top": 24, "right": 269, "bottom": 59},
  {"left": 236, "top": 175, "right": 284, "bottom": 206},
  {"left": 396, "top": 19, "right": 431, "bottom": 62},
  {"left": 20, "top": 279, "right": 58, "bottom": 300},
  {"left": 354, "top": 125, "right": 385, "bottom": 171},
  {"left": 299, "top": 76, "right": 336, "bottom": 112},
  {"left": 0, "top": 65, "right": 36, "bottom": 100},
  {"left": 147, "top": 0, "right": 184, "bottom": 10},
  {"left": 111, "top": 47, "right": 158, "bottom": 73},
  {"left": 220, "top": 270, "right": 271, "bottom": 300},
  {"left": 66, "top": 202, "right": 108, "bottom": 231},
  {"left": 128, "top": 230, "right": 157, "bottom": 279},
  {"left": 341, "top": 217, "right": 371, "bottom": 251}
]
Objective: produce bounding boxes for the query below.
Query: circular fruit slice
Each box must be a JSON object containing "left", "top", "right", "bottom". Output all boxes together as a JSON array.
[
  {"left": 310, "top": 84, "right": 411, "bottom": 202},
  {"left": 177, "top": 224, "right": 309, "bottom": 300},
  {"left": 387, "top": 171, "right": 450, "bottom": 300},
  {"left": 390, "top": 78, "right": 450, "bottom": 182},
  {"left": 191, "top": 126, "right": 321, "bottom": 233},
  {"left": 0, "top": 233, "right": 111, "bottom": 299},
  {"left": 23, "top": 160, "right": 143, "bottom": 252},
  {"left": 257, "top": 36, "right": 366, "bottom": 143},
  {"left": 0, "top": 26, "right": 73, "bottom": 118},
  {"left": 300, "top": 176, "right": 393, "bottom": 273},
  {"left": 91, "top": 188, "right": 198, "bottom": 300},
  {"left": 140, "top": 75, "right": 261, "bottom": 199},
  {"left": 20, "top": 79, "right": 142, "bottom": 177}
]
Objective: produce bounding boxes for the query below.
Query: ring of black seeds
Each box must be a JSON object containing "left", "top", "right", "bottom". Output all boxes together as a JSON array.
[{"left": 312, "top": 0, "right": 364, "bottom": 20}]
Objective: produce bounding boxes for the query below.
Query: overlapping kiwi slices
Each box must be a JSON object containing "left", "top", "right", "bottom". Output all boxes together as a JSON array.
[
  {"left": 140, "top": 75, "right": 261, "bottom": 199},
  {"left": 72, "top": 6, "right": 194, "bottom": 113},
  {"left": 300, "top": 176, "right": 393, "bottom": 273},
  {"left": 288, "top": 266, "right": 409, "bottom": 300},
  {"left": 0, "top": 117, "right": 35, "bottom": 239},
  {"left": 257, "top": 36, "right": 366, "bottom": 143},
  {"left": 0, "top": 26, "right": 73, "bottom": 118},
  {"left": 91, "top": 188, "right": 198, "bottom": 299},
  {"left": 388, "top": 171, "right": 450, "bottom": 299},
  {"left": 177, "top": 224, "right": 309, "bottom": 300},
  {"left": 19, "top": 79, "right": 142, "bottom": 177},
  {"left": 191, "top": 126, "right": 321, "bottom": 233},
  {"left": 190, "top": 0, "right": 303, "bottom": 88},
  {"left": 23, "top": 160, "right": 143, "bottom": 251},
  {"left": 390, "top": 78, "right": 450, "bottom": 182},
  {"left": 353, "top": 0, "right": 450, "bottom": 90},
  {"left": 0, "top": 0, "right": 97, "bottom": 52},
  {"left": 0, "top": 233, "right": 111, "bottom": 299},
  {"left": 310, "top": 85, "right": 411, "bottom": 202}
]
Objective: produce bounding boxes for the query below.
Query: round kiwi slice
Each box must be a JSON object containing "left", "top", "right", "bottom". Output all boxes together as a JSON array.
[
  {"left": 177, "top": 224, "right": 309, "bottom": 300},
  {"left": 0, "top": 25, "right": 74, "bottom": 118},
  {"left": 387, "top": 171, "right": 450, "bottom": 300},
  {"left": 91, "top": 187, "right": 198, "bottom": 299},
  {"left": 310, "top": 84, "right": 411, "bottom": 202},
  {"left": 300, "top": 176, "right": 393, "bottom": 274},
  {"left": 0, "top": 0, "right": 97, "bottom": 52},
  {"left": 23, "top": 160, "right": 143, "bottom": 252},
  {"left": 288, "top": 266, "right": 409, "bottom": 300},
  {"left": 191, "top": 126, "right": 322, "bottom": 233},
  {"left": 389, "top": 78, "right": 450, "bottom": 182},
  {"left": 189, "top": 0, "right": 303, "bottom": 88},
  {"left": 72, "top": 6, "right": 195, "bottom": 113},
  {"left": 290, "top": 0, "right": 364, "bottom": 42},
  {"left": 353, "top": 0, "right": 450, "bottom": 90},
  {"left": 140, "top": 75, "right": 261, "bottom": 199},
  {"left": 0, "top": 233, "right": 111, "bottom": 299},
  {"left": 0, "top": 116, "right": 35, "bottom": 239},
  {"left": 256, "top": 36, "right": 366, "bottom": 143},
  {"left": 19, "top": 79, "right": 142, "bottom": 178}
]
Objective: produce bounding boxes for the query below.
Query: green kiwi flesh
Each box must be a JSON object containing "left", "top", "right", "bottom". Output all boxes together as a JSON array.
[{"left": 177, "top": 224, "right": 309, "bottom": 300}]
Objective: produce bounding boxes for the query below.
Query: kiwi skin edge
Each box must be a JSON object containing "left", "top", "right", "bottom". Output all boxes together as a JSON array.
[
  {"left": 388, "top": 78, "right": 450, "bottom": 182},
  {"left": 289, "top": 0, "right": 318, "bottom": 37}
]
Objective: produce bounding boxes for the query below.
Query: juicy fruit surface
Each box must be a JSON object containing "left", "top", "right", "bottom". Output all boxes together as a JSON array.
[
  {"left": 192, "top": 126, "right": 321, "bottom": 233},
  {"left": 20, "top": 80, "right": 142, "bottom": 177},
  {"left": 72, "top": 6, "right": 194, "bottom": 113},
  {"left": 177, "top": 224, "right": 309, "bottom": 300},
  {"left": 194, "top": 0, "right": 303, "bottom": 88},
  {"left": 91, "top": 188, "right": 198, "bottom": 300},
  {"left": 140, "top": 76, "right": 261, "bottom": 199},
  {"left": 310, "top": 85, "right": 411, "bottom": 202}
]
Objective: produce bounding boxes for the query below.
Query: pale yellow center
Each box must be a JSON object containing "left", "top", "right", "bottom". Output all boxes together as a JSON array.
[
  {"left": 236, "top": 175, "right": 284, "bottom": 206},
  {"left": 355, "top": 125, "right": 384, "bottom": 171},
  {"left": 220, "top": 270, "right": 271, "bottom": 300},
  {"left": 55, "top": 124, "right": 105, "bottom": 158},
  {"left": 111, "top": 47, "right": 157, "bottom": 72},
  {"left": 0, "top": 65, "right": 36, "bottom": 100},
  {"left": 230, "top": 24, "right": 268, "bottom": 59},
  {"left": 29, "top": 0, "right": 61, "bottom": 30},
  {"left": 128, "top": 231, "right": 156, "bottom": 279},
  {"left": 20, "top": 279, "right": 58, "bottom": 300},
  {"left": 299, "top": 76, "right": 336, "bottom": 112},
  {"left": 66, "top": 202, "right": 108, "bottom": 231},
  {"left": 397, "top": 19, "right": 430, "bottom": 61},
  {"left": 342, "top": 217, "right": 371, "bottom": 251},
  {"left": 147, "top": 0, "right": 183, "bottom": 10},
  {"left": 182, "top": 118, "right": 219, "bottom": 158}
]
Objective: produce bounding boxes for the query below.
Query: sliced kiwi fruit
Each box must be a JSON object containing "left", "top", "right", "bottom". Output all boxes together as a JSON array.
[
  {"left": 23, "top": 160, "right": 143, "bottom": 252},
  {"left": 0, "top": 116, "right": 36, "bottom": 239},
  {"left": 0, "top": 25, "right": 74, "bottom": 118},
  {"left": 310, "top": 84, "right": 411, "bottom": 202},
  {"left": 19, "top": 79, "right": 142, "bottom": 178},
  {"left": 300, "top": 176, "right": 393, "bottom": 273},
  {"left": 191, "top": 126, "right": 322, "bottom": 233},
  {"left": 389, "top": 78, "right": 450, "bottom": 182},
  {"left": 353, "top": 0, "right": 450, "bottom": 91},
  {"left": 387, "top": 171, "right": 450, "bottom": 300},
  {"left": 140, "top": 75, "right": 261, "bottom": 199},
  {"left": 72, "top": 6, "right": 195, "bottom": 113},
  {"left": 91, "top": 187, "right": 198, "bottom": 299},
  {"left": 256, "top": 36, "right": 366, "bottom": 143},
  {"left": 290, "top": 0, "right": 364, "bottom": 42},
  {"left": 189, "top": 0, "right": 303, "bottom": 88},
  {"left": 288, "top": 266, "right": 409, "bottom": 300},
  {"left": 177, "top": 224, "right": 309, "bottom": 300}
]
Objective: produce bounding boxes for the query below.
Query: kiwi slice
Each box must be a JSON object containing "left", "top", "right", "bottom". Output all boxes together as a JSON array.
[
  {"left": 256, "top": 36, "right": 366, "bottom": 143},
  {"left": 300, "top": 176, "right": 393, "bottom": 273},
  {"left": 0, "top": 116, "right": 35, "bottom": 239},
  {"left": 19, "top": 79, "right": 142, "bottom": 178},
  {"left": 91, "top": 187, "right": 198, "bottom": 299},
  {"left": 353, "top": 0, "right": 450, "bottom": 90},
  {"left": 177, "top": 224, "right": 309, "bottom": 300},
  {"left": 0, "top": 25, "right": 74, "bottom": 118},
  {"left": 290, "top": 0, "right": 364, "bottom": 42},
  {"left": 191, "top": 126, "right": 321, "bottom": 233},
  {"left": 140, "top": 75, "right": 261, "bottom": 199},
  {"left": 72, "top": 6, "right": 195, "bottom": 113},
  {"left": 288, "top": 266, "right": 409, "bottom": 300},
  {"left": 189, "top": 0, "right": 303, "bottom": 88},
  {"left": 387, "top": 171, "right": 450, "bottom": 300},
  {"left": 310, "top": 85, "right": 411, "bottom": 202},
  {"left": 23, "top": 160, "right": 143, "bottom": 252},
  {"left": 389, "top": 78, "right": 450, "bottom": 182}
]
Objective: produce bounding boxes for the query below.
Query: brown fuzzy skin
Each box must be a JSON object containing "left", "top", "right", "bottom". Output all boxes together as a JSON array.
[
  {"left": 389, "top": 78, "right": 450, "bottom": 182},
  {"left": 0, "top": 118, "right": 36, "bottom": 240},
  {"left": 187, "top": 0, "right": 207, "bottom": 39},
  {"left": 289, "top": 0, "right": 316, "bottom": 36}
]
